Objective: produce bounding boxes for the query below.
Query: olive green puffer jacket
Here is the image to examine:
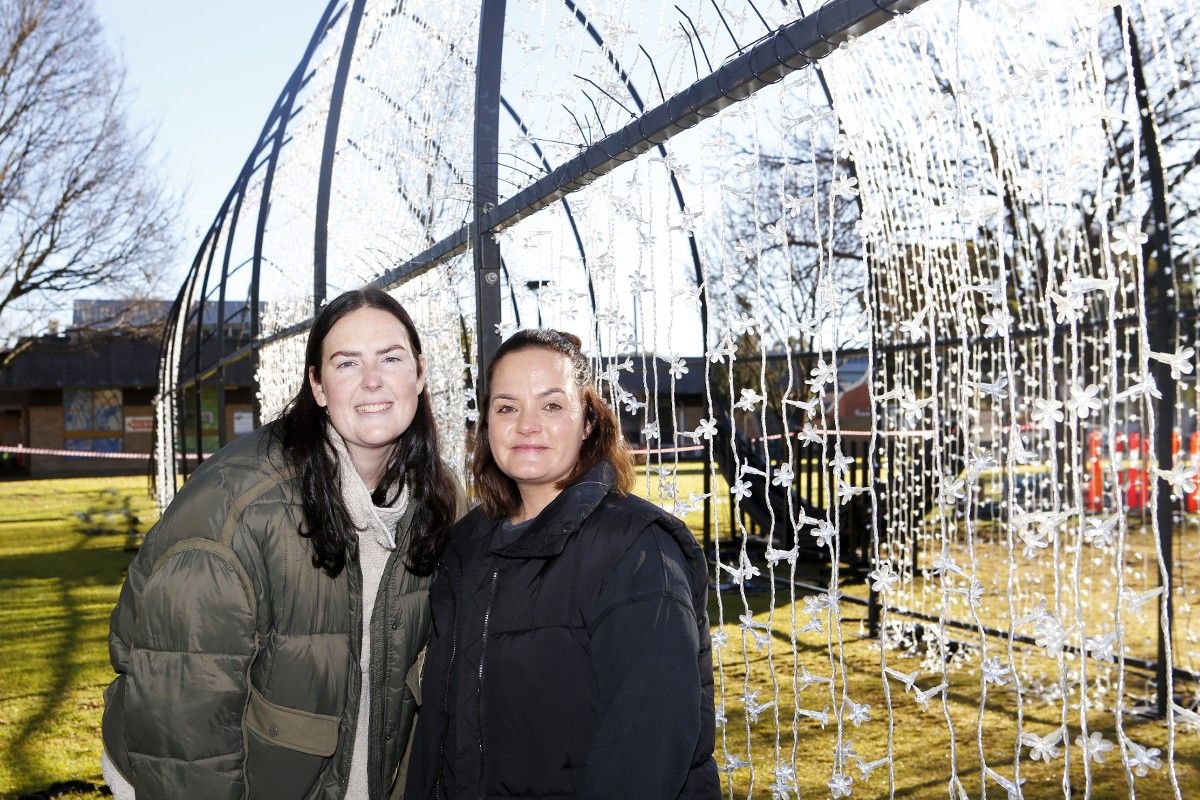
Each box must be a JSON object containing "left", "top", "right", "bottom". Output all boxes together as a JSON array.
[{"left": 102, "top": 423, "right": 431, "bottom": 799}]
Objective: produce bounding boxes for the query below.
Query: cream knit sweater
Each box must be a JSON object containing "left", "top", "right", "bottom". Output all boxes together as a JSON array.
[{"left": 336, "top": 433, "right": 409, "bottom": 799}]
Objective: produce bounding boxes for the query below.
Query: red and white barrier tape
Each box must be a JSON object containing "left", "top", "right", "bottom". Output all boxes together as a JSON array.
[
  {"left": 2, "top": 425, "right": 933, "bottom": 463},
  {"left": 0, "top": 445, "right": 211, "bottom": 460}
]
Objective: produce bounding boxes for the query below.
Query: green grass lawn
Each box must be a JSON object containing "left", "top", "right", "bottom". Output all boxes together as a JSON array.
[
  {"left": 0, "top": 477, "right": 155, "bottom": 799},
  {"left": 711, "top": 592, "right": 1200, "bottom": 799},
  {"left": 0, "top": 472, "right": 1196, "bottom": 799}
]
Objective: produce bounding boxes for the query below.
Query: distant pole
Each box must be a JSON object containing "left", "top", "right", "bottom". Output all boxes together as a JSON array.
[{"left": 1120, "top": 8, "right": 1178, "bottom": 720}]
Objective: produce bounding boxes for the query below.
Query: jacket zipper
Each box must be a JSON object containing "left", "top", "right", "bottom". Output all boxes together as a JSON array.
[
  {"left": 339, "top": 549, "right": 364, "bottom": 797},
  {"left": 477, "top": 569, "right": 499, "bottom": 800},
  {"left": 432, "top": 578, "right": 459, "bottom": 799}
]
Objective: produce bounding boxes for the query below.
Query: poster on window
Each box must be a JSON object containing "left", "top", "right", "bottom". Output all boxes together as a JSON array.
[{"left": 233, "top": 410, "right": 254, "bottom": 436}]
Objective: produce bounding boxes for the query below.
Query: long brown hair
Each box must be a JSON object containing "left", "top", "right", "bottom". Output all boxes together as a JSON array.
[
  {"left": 471, "top": 329, "right": 633, "bottom": 518},
  {"left": 273, "top": 288, "right": 456, "bottom": 577}
]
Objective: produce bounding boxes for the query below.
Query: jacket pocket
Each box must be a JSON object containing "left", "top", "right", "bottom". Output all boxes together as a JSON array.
[{"left": 243, "top": 686, "right": 339, "bottom": 799}]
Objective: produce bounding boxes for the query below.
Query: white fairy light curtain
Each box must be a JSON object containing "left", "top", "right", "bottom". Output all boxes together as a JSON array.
[{"left": 158, "top": 0, "right": 1198, "bottom": 797}]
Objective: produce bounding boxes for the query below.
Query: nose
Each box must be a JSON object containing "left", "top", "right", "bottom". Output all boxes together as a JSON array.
[
  {"left": 516, "top": 407, "right": 540, "bottom": 435},
  {"left": 361, "top": 364, "right": 383, "bottom": 390}
]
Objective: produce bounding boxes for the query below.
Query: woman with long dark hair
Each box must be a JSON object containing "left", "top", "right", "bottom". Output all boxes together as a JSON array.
[
  {"left": 406, "top": 329, "right": 719, "bottom": 799},
  {"left": 102, "top": 288, "right": 457, "bottom": 799}
]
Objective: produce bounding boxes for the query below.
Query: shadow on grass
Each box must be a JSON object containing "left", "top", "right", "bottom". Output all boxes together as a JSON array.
[
  {"left": 0, "top": 532, "right": 127, "bottom": 793},
  {"left": 15, "top": 779, "right": 111, "bottom": 799},
  {"left": 709, "top": 583, "right": 848, "bottom": 659}
]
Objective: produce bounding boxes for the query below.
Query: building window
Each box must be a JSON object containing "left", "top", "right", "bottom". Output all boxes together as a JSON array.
[{"left": 64, "top": 388, "right": 123, "bottom": 454}]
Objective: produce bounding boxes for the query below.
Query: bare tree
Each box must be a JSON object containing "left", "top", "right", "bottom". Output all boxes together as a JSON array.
[
  {"left": 1098, "top": 5, "right": 1200, "bottom": 277},
  {"left": 711, "top": 125, "right": 867, "bottom": 354},
  {"left": 0, "top": 0, "right": 178, "bottom": 344}
]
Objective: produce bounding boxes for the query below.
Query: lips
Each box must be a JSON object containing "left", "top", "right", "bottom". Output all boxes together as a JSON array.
[{"left": 355, "top": 402, "right": 393, "bottom": 413}]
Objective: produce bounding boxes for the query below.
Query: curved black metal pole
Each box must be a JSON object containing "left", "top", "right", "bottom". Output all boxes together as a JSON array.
[
  {"left": 190, "top": 207, "right": 229, "bottom": 464},
  {"left": 314, "top": 0, "right": 369, "bottom": 311},
  {"left": 154, "top": 264, "right": 191, "bottom": 488},
  {"left": 562, "top": 0, "right": 710, "bottom": 352},
  {"left": 499, "top": 96, "right": 599, "bottom": 329},
  {"left": 474, "top": 0, "right": 507, "bottom": 399},
  {"left": 250, "top": 1, "right": 343, "bottom": 427},
  {"left": 214, "top": 188, "right": 247, "bottom": 447},
  {"left": 788, "top": 0, "right": 864, "bottom": 221}
]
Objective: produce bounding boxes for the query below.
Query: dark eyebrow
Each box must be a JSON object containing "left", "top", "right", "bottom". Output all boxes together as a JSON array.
[
  {"left": 327, "top": 343, "right": 409, "bottom": 361},
  {"left": 491, "top": 387, "right": 568, "bottom": 402}
]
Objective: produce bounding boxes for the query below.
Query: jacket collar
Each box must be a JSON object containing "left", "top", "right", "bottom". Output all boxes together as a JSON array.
[{"left": 489, "top": 460, "right": 616, "bottom": 559}]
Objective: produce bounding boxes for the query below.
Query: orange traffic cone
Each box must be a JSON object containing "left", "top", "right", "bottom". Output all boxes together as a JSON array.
[
  {"left": 1127, "top": 432, "right": 1147, "bottom": 513},
  {"left": 1086, "top": 430, "right": 1104, "bottom": 513}
]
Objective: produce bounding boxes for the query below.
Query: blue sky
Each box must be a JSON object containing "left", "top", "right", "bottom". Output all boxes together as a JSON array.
[{"left": 96, "top": 1, "right": 330, "bottom": 285}]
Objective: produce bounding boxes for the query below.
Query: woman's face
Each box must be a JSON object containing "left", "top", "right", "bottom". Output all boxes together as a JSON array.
[
  {"left": 308, "top": 306, "right": 425, "bottom": 464},
  {"left": 488, "top": 347, "right": 590, "bottom": 498}
]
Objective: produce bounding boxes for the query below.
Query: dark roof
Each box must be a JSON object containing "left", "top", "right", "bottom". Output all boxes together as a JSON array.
[
  {"left": 72, "top": 299, "right": 173, "bottom": 330},
  {"left": 0, "top": 333, "right": 162, "bottom": 389},
  {"left": 183, "top": 300, "right": 261, "bottom": 327},
  {"left": 836, "top": 355, "right": 868, "bottom": 390},
  {"left": 615, "top": 354, "right": 708, "bottom": 398}
]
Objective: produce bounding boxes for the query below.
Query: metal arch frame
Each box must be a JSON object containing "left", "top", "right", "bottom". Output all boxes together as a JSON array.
[
  {"left": 161, "top": 0, "right": 927, "bottom": 460},
  {"left": 155, "top": 0, "right": 1191, "bottom": 725},
  {"left": 314, "top": 0, "right": 369, "bottom": 311},
  {"left": 354, "top": 5, "right": 601, "bottom": 331},
  {"left": 161, "top": 0, "right": 345, "bottom": 478},
  {"left": 560, "top": 0, "right": 710, "bottom": 349}
]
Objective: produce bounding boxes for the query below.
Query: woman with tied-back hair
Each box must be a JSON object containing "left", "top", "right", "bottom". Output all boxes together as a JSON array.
[
  {"left": 406, "top": 329, "right": 719, "bottom": 799},
  {"left": 101, "top": 288, "right": 459, "bottom": 799}
]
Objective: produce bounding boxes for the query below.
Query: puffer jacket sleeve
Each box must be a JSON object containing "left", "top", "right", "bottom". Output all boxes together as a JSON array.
[
  {"left": 103, "top": 489, "right": 260, "bottom": 799},
  {"left": 581, "top": 521, "right": 704, "bottom": 799}
]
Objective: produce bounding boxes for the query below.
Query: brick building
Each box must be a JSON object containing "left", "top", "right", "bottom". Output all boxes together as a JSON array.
[{"left": 0, "top": 300, "right": 254, "bottom": 478}]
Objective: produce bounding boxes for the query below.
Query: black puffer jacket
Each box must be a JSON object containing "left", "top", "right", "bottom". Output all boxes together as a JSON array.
[{"left": 405, "top": 461, "right": 719, "bottom": 799}]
